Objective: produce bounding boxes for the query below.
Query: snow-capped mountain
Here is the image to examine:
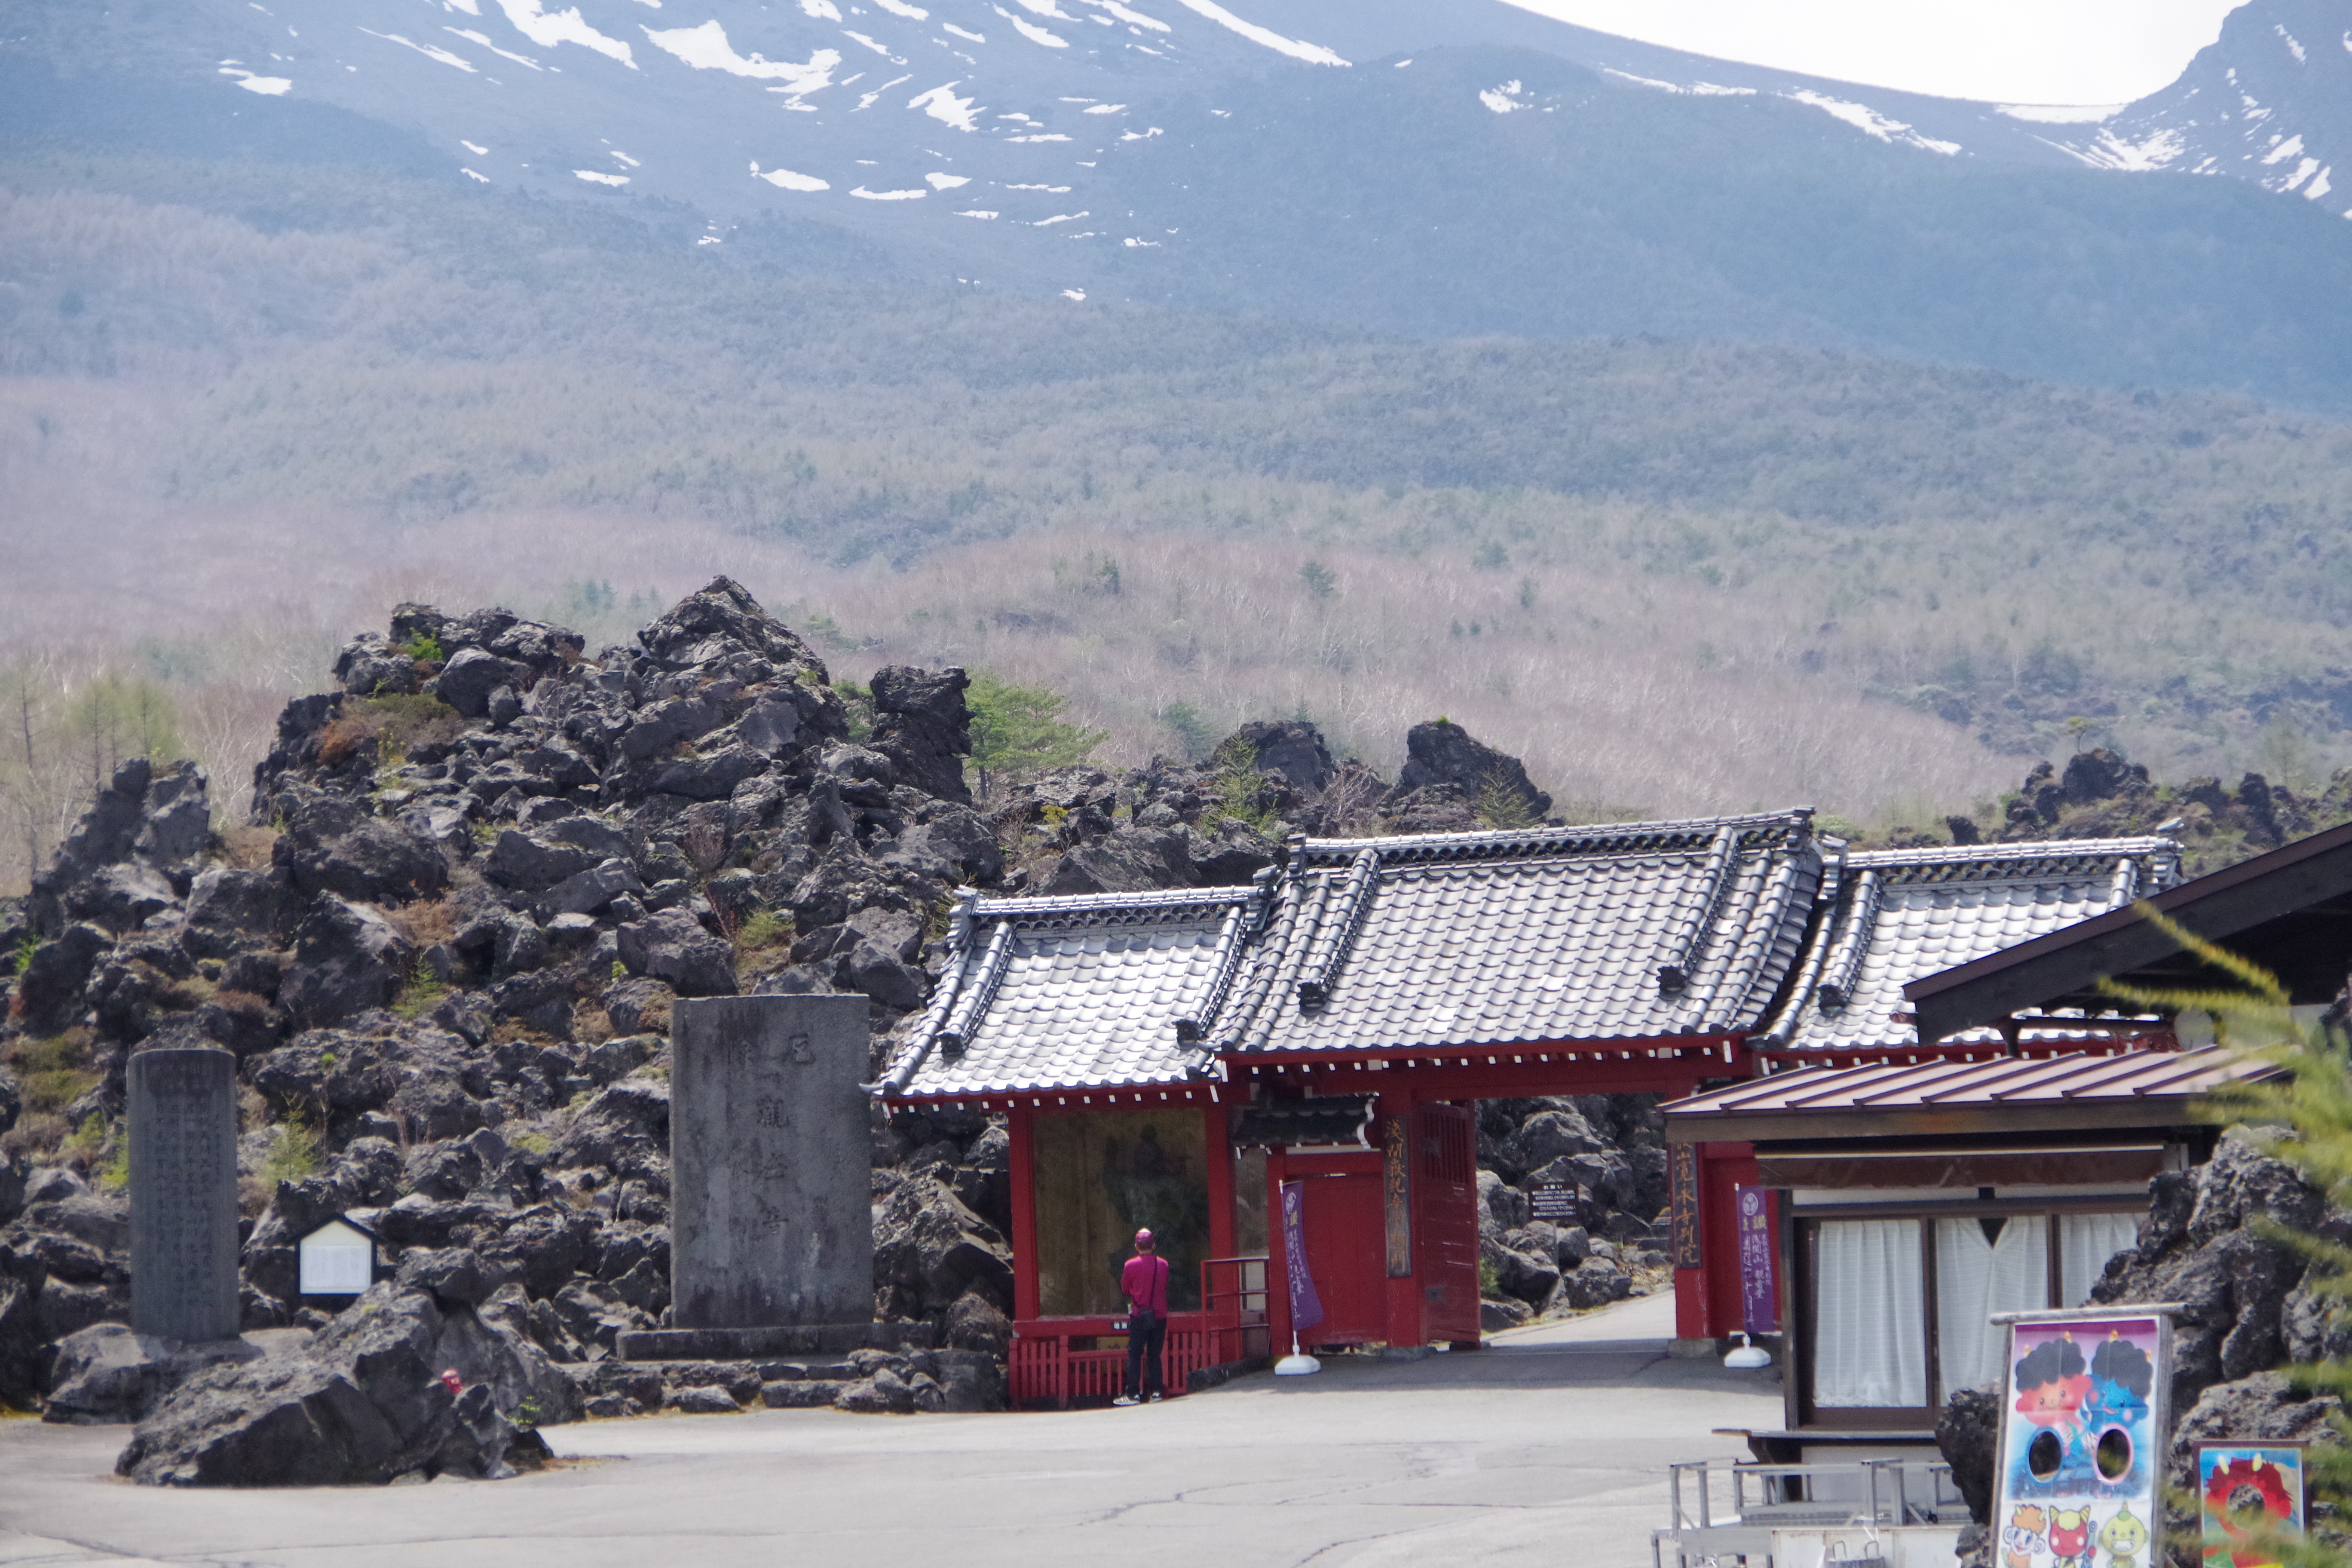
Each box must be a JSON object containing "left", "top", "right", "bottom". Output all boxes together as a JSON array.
[
  {"left": 2040, "top": 0, "right": 2348, "bottom": 217},
  {"left": 6, "top": 0, "right": 2349, "bottom": 405},
  {"left": 7, "top": 0, "right": 2285, "bottom": 238},
  {"left": 9, "top": 0, "right": 2343, "bottom": 253}
]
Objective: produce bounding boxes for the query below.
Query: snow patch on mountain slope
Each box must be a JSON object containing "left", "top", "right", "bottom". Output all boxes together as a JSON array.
[
  {"left": 1783, "top": 89, "right": 1960, "bottom": 155},
  {"left": 1088, "top": 0, "right": 1169, "bottom": 33},
  {"left": 1600, "top": 68, "right": 1752, "bottom": 96},
  {"left": 910, "top": 81, "right": 980, "bottom": 129},
  {"left": 447, "top": 27, "right": 545, "bottom": 69},
  {"left": 493, "top": 0, "right": 635, "bottom": 67},
  {"left": 642, "top": 20, "right": 839, "bottom": 93},
  {"left": 753, "top": 162, "right": 830, "bottom": 190},
  {"left": 576, "top": 168, "right": 629, "bottom": 184},
  {"left": 874, "top": 0, "right": 929, "bottom": 15},
  {"left": 844, "top": 30, "right": 904, "bottom": 60},
  {"left": 219, "top": 65, "right": 293, "bottom": 94},
  {"left": 361, "top": 29, "right": 478, "bottom": 72},
  {"left": 925, "top": 172, "right": 971, "bottom": 187},
  {"left": 2073, "top": 124, "right": 2188, "bottom": 171},
  {"left": 1479, "top": 80, "right": 1533, "bottom": 113},
  {"left": 1165, "top": 0, "right": 1345, "bottom": 67},
  {"left": 997, "top": 8, "right": 1070, "bottom": 48},
  {"left": 943, "top": 22, "right": 984, "bottom": 41},
  {"left": 1994, "top": 103, "right": 2123, "bottom": 124}
]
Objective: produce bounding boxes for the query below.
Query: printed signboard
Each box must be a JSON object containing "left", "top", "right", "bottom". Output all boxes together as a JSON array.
[
  {"left": 1733, "top": 1185, "right": 1778, "bottom": 1334},
  {"left": 1991, "top": 1309, "right": 2172, "bottom": 1568},
  {"left": 2196, "top": 1441, "right": 2306, "bottom": 1568},
  {"left": 1529, "top": 1182, "right": 1581, "bottom": 1221}
]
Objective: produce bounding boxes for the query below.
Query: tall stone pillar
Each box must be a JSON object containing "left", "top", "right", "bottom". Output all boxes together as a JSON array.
[
  {"left": 129, "top": 1047, "right": 242, "bottom": 1343},
  {"left": 670, "top": 994, "right": 874, "bottom": 1330}
]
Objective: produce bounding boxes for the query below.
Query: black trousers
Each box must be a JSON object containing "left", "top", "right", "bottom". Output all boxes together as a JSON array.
[{"left": 1124, "top": 1312, "right": 1166, "bottom": 1398}]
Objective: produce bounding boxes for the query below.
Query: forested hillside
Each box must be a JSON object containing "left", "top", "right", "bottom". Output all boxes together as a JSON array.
[{"left": 6, "top": 146, "right": 2352, "bottom": 892}]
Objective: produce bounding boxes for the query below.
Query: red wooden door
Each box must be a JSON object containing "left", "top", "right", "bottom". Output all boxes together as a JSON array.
[
  {"left": 1298, "top": 1173, "right": 1386, "bottom": 1349},
  {"left": 1415, "top": 1104, "right": 1481, "bottom": 1345}
]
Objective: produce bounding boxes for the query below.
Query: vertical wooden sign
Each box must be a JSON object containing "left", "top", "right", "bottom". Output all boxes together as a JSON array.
[
  {"left": 1669, "top": 1142, "right": 1702, "bottom": 1270},
  {"left": 1384, "top": 1116, "right": 1412, "bottom": 1277}
]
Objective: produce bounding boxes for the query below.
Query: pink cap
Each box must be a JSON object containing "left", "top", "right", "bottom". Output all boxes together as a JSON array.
[{"left": 1134, "top": 1228, "right": 1154, "bottom": 1247}]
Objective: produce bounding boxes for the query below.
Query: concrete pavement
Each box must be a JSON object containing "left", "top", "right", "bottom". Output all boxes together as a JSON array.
[{"left": 0, "top": 1292, "right": 1780, "bottom": 1568}]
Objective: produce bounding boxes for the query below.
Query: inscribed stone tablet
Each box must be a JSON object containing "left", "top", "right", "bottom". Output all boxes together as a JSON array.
[
  {"left": 129, "top": 1047, "right": 241, "bottom": 1343},
  {"left": 671, "top": 994, "right": 874, "bottom": 1328}
]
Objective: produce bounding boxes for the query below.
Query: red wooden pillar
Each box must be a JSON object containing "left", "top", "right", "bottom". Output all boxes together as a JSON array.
[
  {"left": 1672, "top": 1140, "right": 1758, "bottom": 1339},
  {"left": 1203, "top": 1101, "right": 1236, "bottom": 1268},
  {"left": 1007, "top": 1106, "right": 1040, "bottom": 1322}
]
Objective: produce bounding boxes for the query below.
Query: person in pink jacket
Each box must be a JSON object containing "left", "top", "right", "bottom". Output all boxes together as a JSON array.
[{"left": 1112, "top": 1229, "right": 1170, "bottom": 1406}]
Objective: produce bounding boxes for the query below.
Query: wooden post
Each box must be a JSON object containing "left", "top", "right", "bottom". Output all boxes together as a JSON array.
[
  {"left": 1008, "top": 1106, "right": 1040, "bottom": 1322},
  {"left": 1381, "top": 1090, "right": 1422, "bottom": 1349}
]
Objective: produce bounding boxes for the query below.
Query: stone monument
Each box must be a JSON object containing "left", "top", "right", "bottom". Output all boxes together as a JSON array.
[
  {"left": 129, "top": 1046, "right": 241, "bottom": 1343},
  {"left": 620, "top": 993, "right": 893, "bottom": 1359}
]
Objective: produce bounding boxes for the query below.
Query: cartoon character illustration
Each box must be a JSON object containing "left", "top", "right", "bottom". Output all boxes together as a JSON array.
[
  {"left": 2002, "top": 1503, "right": 2049, "bottom": 1568},
  {"left": 2047, "top": 1504, "right": 2091, "bottom": 1568},
  {"left": 2203, "top": 1451, "right": 2303, "bottom": 1565},
  {"left": 2084, "top": 1332, "right": 2154, "bottom": 1436},
  {"left": 2013, "top": 1333, "right": 2093, "bottom": 1473},
  {"left": 2099, "top": 1505, "right": 2151, "bottom": 1568}
]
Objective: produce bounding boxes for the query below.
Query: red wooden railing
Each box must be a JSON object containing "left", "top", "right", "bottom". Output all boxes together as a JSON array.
[{"left": 1009, "top": 1257, "right": 1271, "bottom": 1409}]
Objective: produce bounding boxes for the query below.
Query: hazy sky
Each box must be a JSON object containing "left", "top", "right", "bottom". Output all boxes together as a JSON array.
[{"left": 1495, "top": 0, "right": 2247, "bottom": 104}]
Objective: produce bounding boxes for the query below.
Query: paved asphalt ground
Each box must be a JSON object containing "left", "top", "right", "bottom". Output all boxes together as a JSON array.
[{"left": 0, "top": 1293, "right": 1782, "bottom": 1568}]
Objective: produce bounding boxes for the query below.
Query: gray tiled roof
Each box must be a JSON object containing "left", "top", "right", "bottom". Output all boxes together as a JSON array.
[
  {"left": 1222, "top": 812, "right": 1825, "bottom": 1055},
  {"left": 880, "top": 884, "right": 1266, "bottom": 1099},
  {"left": 1758, "top": 838, "right": 2183, "bottom": 1052}
]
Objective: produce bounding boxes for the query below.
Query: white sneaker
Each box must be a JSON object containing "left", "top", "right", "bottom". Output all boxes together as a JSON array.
[
  {"left": 1148, "top": 1393, "right": 1163, "bottom": 1403},
  {"left": 1111, "top": 1395, "right": 1140, "bottom": 1407}
]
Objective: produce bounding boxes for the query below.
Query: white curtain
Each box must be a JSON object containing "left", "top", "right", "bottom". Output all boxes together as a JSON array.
[
  {"left": 1934, "top": 1217, "right": 2048, "bottom": 1398},
  {"left": 1815, "top": 1221, "right": 1926, "bottom": 1407},
  {"left": 2059, "top": 1213, "right": 2142, "bottom": 1306}
]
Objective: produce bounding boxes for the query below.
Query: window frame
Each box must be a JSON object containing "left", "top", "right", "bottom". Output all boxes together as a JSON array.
[{"left": 1791, "top": 1194, "right": 2146, "bottom": 1430}]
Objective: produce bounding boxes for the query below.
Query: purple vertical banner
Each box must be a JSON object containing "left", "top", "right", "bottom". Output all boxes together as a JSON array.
[
  {"left": 1735, "top": 1185, "right": 1778, "bottom": 1335},
  {"left": 1280, "top": 1180, "right": 1325, "bottom": 1332}
]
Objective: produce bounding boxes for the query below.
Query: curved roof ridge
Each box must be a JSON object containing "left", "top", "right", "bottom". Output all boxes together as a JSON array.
[
  {"left": 965, "top": 885, "right": 1262, "bottom": 920},
  {"left": 1300, "top": 807, "right": 1813, "bottom": 865},
  {"left": 1846, "top": 835, "right": 2178, "bottom": 870}
]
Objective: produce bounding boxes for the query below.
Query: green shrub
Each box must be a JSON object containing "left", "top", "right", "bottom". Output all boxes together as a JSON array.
[
  {"left": 968, "top": 671, "right": 1104, "bottom": 793},
  {"left": 5, "top": 1033, "right": 100, "bottom": 1116},
  {"left": 258, "top": 1112, "right": 320, "bottom": 1188}
]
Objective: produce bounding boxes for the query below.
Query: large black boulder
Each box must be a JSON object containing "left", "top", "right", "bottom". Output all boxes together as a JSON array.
[
  {"left": 274, "top": 796, "right": 449, "bottom": 906},
  {"left": 1393, "top": 720, "right": 1551, "bottom": 823},
  {"left": 116, "top": 1283, "right": 577, "bottom": 1486},
  {"left": 616, "top": 908, "right": 736, "bottom": 997},
  {"left": 869, "top": 665, "right": 972, "bottom": 805},
  {"left": 2090, "top": 1130, "right": 2323, "bottom": 1418},
  {"left": 1225, "top": 719, "right": 1336, "bottom": 795}
]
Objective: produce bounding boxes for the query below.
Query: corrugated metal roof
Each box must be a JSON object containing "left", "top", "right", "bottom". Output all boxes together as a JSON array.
[
  {"left": 1758, "top": 838, "right": 2182, "bottom": 1053},
  {"left": 1660, "top": 1045, "right": 2266, "bottom": 1119}
]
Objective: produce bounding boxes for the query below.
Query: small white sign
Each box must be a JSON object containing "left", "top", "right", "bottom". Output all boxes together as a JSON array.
[{"left": 298, "top": 1219, "right": 375, "bottom": 1296}]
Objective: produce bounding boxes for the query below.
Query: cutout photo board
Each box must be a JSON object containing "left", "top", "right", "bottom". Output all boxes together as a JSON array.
[
  {"left": 1990, "top": 1307, "right": 2175, "bottom": 1568},
  {"left": 2195, "top": 1440, "right": 2306, "bottom": 1568}
]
